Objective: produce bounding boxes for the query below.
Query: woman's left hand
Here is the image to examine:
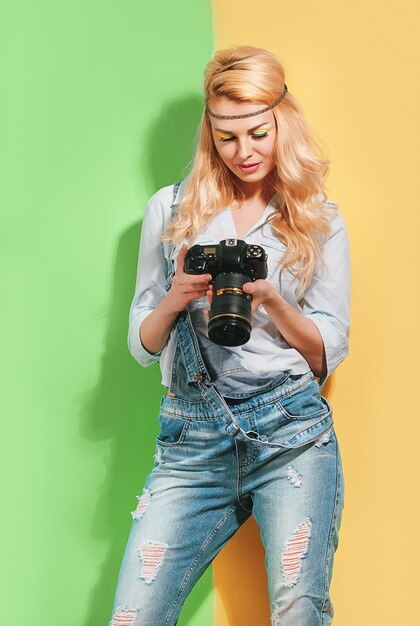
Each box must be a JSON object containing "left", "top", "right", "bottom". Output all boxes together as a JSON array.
[
  {"left": 204, "top": 279, "right": 276, "bottom": 317},
  {"left": 242, "top": 279, "right": 276, "bottom": 315}
]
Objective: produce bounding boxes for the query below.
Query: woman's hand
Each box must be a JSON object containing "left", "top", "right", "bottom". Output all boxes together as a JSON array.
[
  {"left": 204, "top": 278, "right": 276, "bottom": 318},
  {"left": 165, "top": 243, "right": 213, "bottom": 313},
  {"left": 242, "top": 279, "right": 277, "bottom": 314}
]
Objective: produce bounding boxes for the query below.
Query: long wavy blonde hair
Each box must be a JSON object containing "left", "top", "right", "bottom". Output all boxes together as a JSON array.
[{"left": 162, "top": 45, "right": 337, "bottom": 299}]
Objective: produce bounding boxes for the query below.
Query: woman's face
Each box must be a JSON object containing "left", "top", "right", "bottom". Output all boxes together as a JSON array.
[{"left": 207, "top": 96, "right": 278, "bottom": 189}]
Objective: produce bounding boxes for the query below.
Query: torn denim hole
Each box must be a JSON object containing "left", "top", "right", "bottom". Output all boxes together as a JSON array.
[
  {"left": 271, "top": 607, "right": 281, "bottom": 626},
  {"left": 282, "top": 516, "right": 312, "bottom": 588},
  {"left": 287, "top": 465, "right": 302, "bottom": 488},
  {"left": 315, "top": 429, "right": 332, "bottom": 447},
  {"left": 109, "top": 606, "right": 137, "bottom": 626},
  {"left": 139, "top": 540, "right": 168, "bottom": 584},
  {"left": 131, "top": 488, "right": 151, "bottom": 521}
]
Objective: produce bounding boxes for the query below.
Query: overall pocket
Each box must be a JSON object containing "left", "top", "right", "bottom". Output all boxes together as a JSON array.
[
  {"left": 250, "top": 376, "right": 334, "bottom": 449},
  {"left": 275, "top": 378, "right": 332, "bottom": 421},
  {"left": 156, "top": 409, "right": 190, "bottom": 447}
]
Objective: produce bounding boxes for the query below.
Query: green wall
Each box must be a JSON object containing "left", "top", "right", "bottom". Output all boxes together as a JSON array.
[{"left": 0, "top": 1, "right": 214, "bottom": 624}]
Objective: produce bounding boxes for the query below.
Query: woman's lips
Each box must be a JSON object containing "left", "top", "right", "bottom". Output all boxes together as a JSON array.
[{"left": 237, "top": 162, "right": 261, "bottom": 173}]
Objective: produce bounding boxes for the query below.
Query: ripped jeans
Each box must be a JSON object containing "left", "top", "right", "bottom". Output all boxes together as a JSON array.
[{"left": 108, "top": 308, "right": 345, "bottom": 625}]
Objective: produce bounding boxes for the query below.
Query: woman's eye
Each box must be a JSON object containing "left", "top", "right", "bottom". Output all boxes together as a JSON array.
[{"left": 218, "top": 132, "right": 268, "bottom": 143}]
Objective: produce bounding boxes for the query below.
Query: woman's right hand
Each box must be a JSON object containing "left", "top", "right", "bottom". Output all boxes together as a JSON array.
[{"left": 165, "top": 243, "right": 213, "bottom": 313}]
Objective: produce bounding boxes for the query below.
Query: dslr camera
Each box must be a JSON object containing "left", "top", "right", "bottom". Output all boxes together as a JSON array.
[{"left": 184, "top": 238, "right": 268, "bottom": 346}]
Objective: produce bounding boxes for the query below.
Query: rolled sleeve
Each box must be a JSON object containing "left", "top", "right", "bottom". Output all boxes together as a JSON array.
[
  {"left": 302, "top": 208, "right": 351, "bottom": 387},
  {"left": 127, "top": 195, "right": 168, "bottom": 367},
  {"left": 128, "top": 308, "right": 163, "bottom": 366}
]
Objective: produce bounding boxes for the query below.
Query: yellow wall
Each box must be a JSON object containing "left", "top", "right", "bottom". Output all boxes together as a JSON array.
[{"left": 211, "top": 1, "right": 420, "bottom": 624}]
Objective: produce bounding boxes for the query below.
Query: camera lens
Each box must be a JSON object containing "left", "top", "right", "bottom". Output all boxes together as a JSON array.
[{"left": 208, "top": 273, "right": 252, "bottom": 346}]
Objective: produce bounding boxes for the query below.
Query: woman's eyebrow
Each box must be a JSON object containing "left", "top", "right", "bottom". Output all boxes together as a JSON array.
[{"left": 214, "top": 121, "right": 272, "bottom": 134}]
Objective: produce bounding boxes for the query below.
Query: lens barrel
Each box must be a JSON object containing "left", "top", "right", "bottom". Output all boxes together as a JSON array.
[{"left": 208, "top": 273, "right": 252, "bottom": 346}]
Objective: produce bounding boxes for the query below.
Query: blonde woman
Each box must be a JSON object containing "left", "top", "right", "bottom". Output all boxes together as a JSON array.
[{"left": 109, "top": 46, "right": 350, "bottom": 626}]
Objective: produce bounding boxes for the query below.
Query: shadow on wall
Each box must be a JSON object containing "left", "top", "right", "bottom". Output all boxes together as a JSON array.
[{"left": 78, "top": 93, "right": 213, "bottom": 626}]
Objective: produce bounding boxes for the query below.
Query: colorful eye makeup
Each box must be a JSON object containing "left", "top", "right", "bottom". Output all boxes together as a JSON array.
[
  {"left": 251, "top": 125, "right": 271, "bottom": 137},
  {"left": 214, "top": 123, "right": 272, "bottom": 142}
]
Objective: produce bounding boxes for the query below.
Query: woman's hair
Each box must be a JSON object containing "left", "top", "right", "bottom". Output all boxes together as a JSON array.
[{"left": 162, "top": 45, "right": 337, "bottom": 299}]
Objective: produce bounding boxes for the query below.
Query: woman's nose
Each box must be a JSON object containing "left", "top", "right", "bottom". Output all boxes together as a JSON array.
[{"left": 236, "top": 137, "right": 253, "bottom": 160}]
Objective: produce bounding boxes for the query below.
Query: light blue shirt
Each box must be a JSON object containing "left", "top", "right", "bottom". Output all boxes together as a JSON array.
[{"left": 128, "top": 178, "right": 351, "bottom": 389}]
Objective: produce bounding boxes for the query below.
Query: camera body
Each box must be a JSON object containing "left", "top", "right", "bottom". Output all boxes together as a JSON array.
[{"left": 184, "top": 238, "right": 268, "bottom": 346}]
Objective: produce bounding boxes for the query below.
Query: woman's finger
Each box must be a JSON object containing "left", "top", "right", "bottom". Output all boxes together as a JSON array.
[
  {"left": 173, "top": 274, "right": 211, "bottom": 290},
  {"left": 190, "top": 290, "right": 208, "bottom": 299},
  {"left": 184, "top": 283, "right": 209, "bottom": 293},
  {"left": 182, "top": 273, "right": 212, "bottom": 286}
]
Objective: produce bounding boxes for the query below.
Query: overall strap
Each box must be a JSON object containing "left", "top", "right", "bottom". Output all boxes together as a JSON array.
[
  {"left": 164, "top": 181, "right": 181, "bottom": 292},
  {"left": 170, "top": 181, "right": 181, "bottom": 231}
]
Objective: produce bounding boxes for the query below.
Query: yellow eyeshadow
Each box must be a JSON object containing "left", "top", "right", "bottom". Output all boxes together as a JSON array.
[
  {"left": 214, "top": 124, "right": 271, "bottom": 140},
  {"left": 253, "top": 125, "right": 270, "bottom": 133},
  {"left": 214, "top": 131, "right": 233, "bottom": 140}
]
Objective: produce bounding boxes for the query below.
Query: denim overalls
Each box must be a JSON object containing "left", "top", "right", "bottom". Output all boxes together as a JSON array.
[{"left": 108, "top": 183, "right": 345, "bottom": 626}]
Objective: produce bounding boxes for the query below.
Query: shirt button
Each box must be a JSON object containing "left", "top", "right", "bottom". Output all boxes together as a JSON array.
[{"left": 194, "top": 372, "right": 204, "bottom": 382}]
